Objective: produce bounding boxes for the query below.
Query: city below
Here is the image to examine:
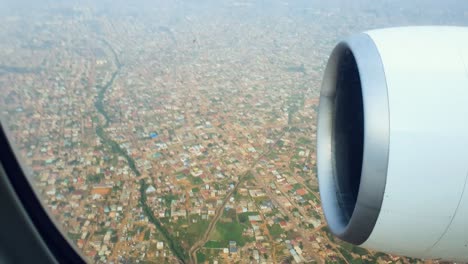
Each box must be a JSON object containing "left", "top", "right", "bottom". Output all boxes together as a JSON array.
[{"left": 0, "top": 1, "right": 464, "bottom": 264}]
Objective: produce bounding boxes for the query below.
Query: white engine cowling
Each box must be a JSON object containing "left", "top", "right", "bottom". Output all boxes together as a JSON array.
[{"left": 317, "top": 26, "right": 468, "bottom": 261}]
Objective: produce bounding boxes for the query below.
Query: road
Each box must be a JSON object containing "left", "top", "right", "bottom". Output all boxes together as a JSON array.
[{"left": 188, "top": 129, "right": 287, "bottom": 264}]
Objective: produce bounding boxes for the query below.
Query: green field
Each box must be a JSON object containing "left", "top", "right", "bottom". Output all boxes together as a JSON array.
[
  {"left": 196, "top": 252, "right": 206, "bottom": 263},
  {"left": 175, "top": 218, "right": 210, "bottom": 247},
  {"left": 204, "top": 240, "right": 225, "bottom": 248},
  {"left": 208, "top": 220, "right": 251, "bottom": 247}
]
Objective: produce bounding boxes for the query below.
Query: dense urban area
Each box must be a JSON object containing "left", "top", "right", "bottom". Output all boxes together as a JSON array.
[{"left": 1, "top": 1, "right": 467, "bottom": 263}]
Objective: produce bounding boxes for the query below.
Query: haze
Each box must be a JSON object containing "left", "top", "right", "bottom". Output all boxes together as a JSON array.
[{"left": 0, "top": 1, "right": 466, "bottom": 263}]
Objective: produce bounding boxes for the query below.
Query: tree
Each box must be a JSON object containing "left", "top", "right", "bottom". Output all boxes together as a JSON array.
[{"left": 239, "top": 213, "right": 248, "bottom": 223}]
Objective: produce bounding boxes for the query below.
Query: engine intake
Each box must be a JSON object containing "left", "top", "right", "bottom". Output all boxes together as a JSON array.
[
  {"left": 317, "top": 33, "right": 390, "bottom": 245},
  {"left": 317, "top": 27, "right": 468, "bottom": 262}
]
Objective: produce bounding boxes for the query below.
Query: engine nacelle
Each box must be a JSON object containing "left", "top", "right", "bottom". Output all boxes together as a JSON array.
[{"left": 317, "top": 27, "right": 468, "bottom": 261}]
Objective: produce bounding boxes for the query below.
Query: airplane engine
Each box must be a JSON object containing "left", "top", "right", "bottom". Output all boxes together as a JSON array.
[{"left": 316, "top": 27, "right": 468, "bottom": 261}]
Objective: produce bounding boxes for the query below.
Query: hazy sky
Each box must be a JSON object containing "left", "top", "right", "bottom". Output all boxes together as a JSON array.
[{"left": 1, "top": 0, "right": 468, "bottom": 22}]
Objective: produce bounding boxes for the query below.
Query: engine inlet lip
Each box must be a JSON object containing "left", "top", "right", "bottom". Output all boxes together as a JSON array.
[{"left": 316, "top": 33, "right": 390, "bottom": 245}]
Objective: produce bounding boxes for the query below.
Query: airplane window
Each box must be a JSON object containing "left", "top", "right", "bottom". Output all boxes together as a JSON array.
[{"left": 0, "top": 1, "right": 467, "bottom": 263}]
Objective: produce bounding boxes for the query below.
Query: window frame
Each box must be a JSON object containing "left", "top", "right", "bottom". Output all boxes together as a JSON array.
[{"left": 0, "top": 122, "right": 86, "bottom": 264}]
